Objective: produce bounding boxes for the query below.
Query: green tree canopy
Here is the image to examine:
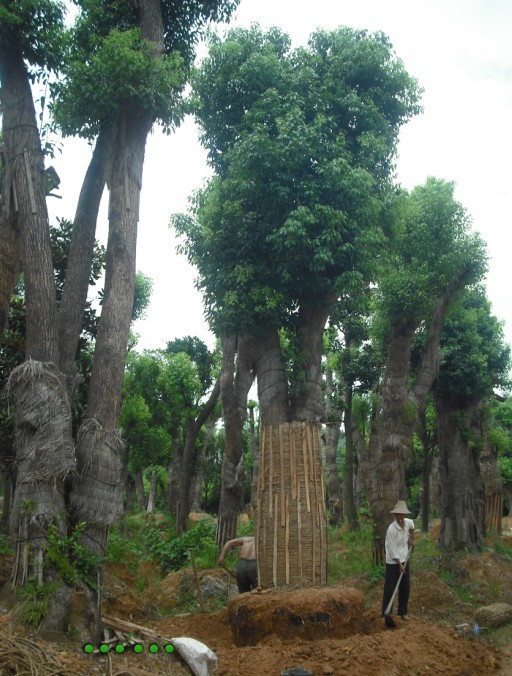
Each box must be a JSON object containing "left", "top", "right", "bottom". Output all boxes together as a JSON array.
[
  {"left": 435, "top": 286, "right": 511, "bottom": 403},
  {"left": 175, "top": 25, "right": 423, "bottom": 338}
]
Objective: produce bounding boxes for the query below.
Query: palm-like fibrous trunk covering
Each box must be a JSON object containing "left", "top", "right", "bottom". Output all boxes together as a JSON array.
[
  {"left": 8, "top": 362, "right": 75, "bottom": 588},
  {"left": 256, "top": 422, "right": 327, "bottom": 587}
]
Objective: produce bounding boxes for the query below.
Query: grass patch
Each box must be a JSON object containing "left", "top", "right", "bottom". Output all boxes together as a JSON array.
[{"left": 327, "top": 522, "right": 383, "bottom": 586}]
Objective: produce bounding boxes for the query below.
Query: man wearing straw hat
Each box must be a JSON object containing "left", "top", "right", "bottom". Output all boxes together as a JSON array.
[{"left": 382, "top": 500, "right": 416, "bottom": 622}]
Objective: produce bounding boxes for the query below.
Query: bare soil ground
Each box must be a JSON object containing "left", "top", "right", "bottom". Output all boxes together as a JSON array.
[{"left": 2, "top": 523, "right": 512, "bottom": 675}]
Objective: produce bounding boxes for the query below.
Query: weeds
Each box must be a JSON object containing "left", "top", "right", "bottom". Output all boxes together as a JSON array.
[
  {"left": 0, "top": 532, "right": 12, "bottom": 555},
  {"left": 16, "top": 579, "right": 59, "bottom": 628}
]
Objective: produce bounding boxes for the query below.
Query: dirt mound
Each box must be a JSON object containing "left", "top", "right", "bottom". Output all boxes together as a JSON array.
[{"left": 227, "top": 586, "right": 366, "bottom": 646}]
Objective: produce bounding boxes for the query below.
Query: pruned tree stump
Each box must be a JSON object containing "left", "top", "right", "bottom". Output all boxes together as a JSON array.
[{"left": 227, "top": 586, "right": 365, "bottom": 646}]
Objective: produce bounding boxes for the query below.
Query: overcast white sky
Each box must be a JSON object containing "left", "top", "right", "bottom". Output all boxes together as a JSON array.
[{"left": 50, "top": 0, "right": 512, "bottom": 355}]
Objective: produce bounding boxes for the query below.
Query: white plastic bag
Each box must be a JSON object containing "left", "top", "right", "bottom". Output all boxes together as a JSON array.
[{"left": 172, "top": 636, "right": 218, "bottom": 676}]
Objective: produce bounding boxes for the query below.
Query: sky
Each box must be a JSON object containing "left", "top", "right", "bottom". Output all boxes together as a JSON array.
[{"left": 49, "top": 0, "right": 512, "bottom": 355}]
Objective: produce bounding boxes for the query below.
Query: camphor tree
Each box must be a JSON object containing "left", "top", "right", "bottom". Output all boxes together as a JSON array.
[
  {"left": 0, "top": 0, "right": 238, "bottom": 640},
  {"left": 434, "top": 286, "right": 510, "bottom": 551},
  {"left": 359, "top": 178, "right": 488, "bottom": 562},
  {"left": 175, "top": 25, "right": 422, "bottom": 585}
]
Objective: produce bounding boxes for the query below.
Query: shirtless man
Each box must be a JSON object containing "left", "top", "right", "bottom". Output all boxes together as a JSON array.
[{"left": 218, "top": 536, "right": 257, "bottom": 593}]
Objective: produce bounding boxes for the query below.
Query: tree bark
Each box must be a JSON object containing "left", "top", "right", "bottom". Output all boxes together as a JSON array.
[
  {"left": 436, "top": 394, "right": 485, "bottom": 552},
  {"left": 361, "top": 320, "right": 415, "bottom": 564},
  {"left": 176, "top": 379, "right": 220, "bottom": 535},
  {"left": 362, "top": 275, "right": 466, "bottom": 563},
  {"left": 168, "top": 431, "right": 183, "bottom": 518},
  {"left": 343, "top": 386, "right": 359, "bottom": 530},
  {"left": 57, "top": 126, "right": 112, "bottom": 381},
  {"left": 0, "top": 45, "right": 59, "bottom": 363},
  {"left": 0, "top": 172, "right": 21, "bottom": 344},
  {"left": 1, "top": 42, "right": 77, "bottom": 634},
  {"left": 216, "top": 336, "right": 255, "bottom": 548},
  {"left": 67, "top": 0, "right": 164, "bottom": 641},
  {"left": 146, "top": 469, "right": 157, "bottom": 513},
  {"left": 324, "top": 364, "right": 342, "bottom": 526},
  {"left": 255, "top": 331, "right": 288, "bottom": 426},
  {"left": 417, "top": 406, "right": 435, "bottom": 532},
  {"left": 0, "top": 471, "right": 13, "bottom": 529},
  {"left": 289, "top": 300, "right": 334, "bottom": 422},
  {"left": 135, "top": 470, "right": 146, "bottom": 510}
]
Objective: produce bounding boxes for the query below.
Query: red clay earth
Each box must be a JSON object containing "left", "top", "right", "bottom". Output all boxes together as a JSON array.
[{"left": 2, "top": 524, "right": 512, "bottom": 674}]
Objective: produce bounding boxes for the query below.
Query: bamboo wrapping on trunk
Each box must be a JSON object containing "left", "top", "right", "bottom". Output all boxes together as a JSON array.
[
  {"left": 279, "top": 426, "right": 285, "bottom": 526},
  {"left": 256, "top": 422, "right": 326, "bottom": 587},
  {"left": 273, "top": 493, "right": 278, "bottom": 587},
  {"left": 297, "top": 481, "right": 303, "bottom": 576}
]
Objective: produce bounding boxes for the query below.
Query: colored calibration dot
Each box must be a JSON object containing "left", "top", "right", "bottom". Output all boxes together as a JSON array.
[
  {"left": 133, "top": 644, "right": 144, "bottom": 653},
  {"left": 149, "top": 644, "right": 159, "bottom": 653},
  {"left": 83, "top": 644, "right": 94, "bottom": 654},
  {"left": 164, "top": 644, "right": 175, "bottom": 653},
  {"left": 99, "top": 644, "right": 109, "bottom": 654},
  {"left": 115, "top": 644, "right": 125, "bottom": 654}
]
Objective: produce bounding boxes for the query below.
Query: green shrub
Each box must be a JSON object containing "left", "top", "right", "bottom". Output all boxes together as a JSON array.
[{"left": 144, "top": 520, "right": 216, "bottom": 573}]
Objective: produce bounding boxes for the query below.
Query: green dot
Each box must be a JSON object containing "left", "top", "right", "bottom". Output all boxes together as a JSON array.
[
  {"left": 115, "top": 644, "right": 125, "bottom": 654},
  {"left": 164, "top": 644, "right": 175, "bottom": 653},
  {"left": 149, "top": 644, "right": 159, "bottom": 654},
  {"left": 99, "top": 644, "right": 109, "bottom": 654},
  {"left": 133, "top": 644, "right": 143, "bottom": 654},
  {"left": 83, "top": 644, "right": 94, "bottom": 654}
]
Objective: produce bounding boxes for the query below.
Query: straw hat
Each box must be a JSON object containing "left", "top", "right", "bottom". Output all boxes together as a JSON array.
[{"left": 390, "top": 500, "right": 411, "bottom": 514}]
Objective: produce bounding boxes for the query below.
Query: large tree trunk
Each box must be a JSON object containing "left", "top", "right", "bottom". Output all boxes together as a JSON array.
[
  {"left": 436, "top": 394, "right": 485, "bottom": 551},
  {"left": 1, "top": 40, "right": 77, "bottom": 635},
  {"left": 0, "top": 172, "right": 21, "bottom": 344},
  {"left": 135, "top": 470, "right": 146, "bottom": 510},
  {"left": 256, "top": 422, "right": 327, "bottom": 587},
  {"left": 288, "top": 301, "right": 333, "bottom": 422},
  {"left": 256, "top": 304, "right": 331, "bottom": 586},
  {"left": 1, "top": 472, "right": 13, "bottom": 529},
  {"left": 168, "top": 431, "right": 183, "bottom": 518},
  {"left": 146, "top": 469, "right": 157, "bottom": 513},
  {"left": 57, "top": 127, "right": 112, "bottom": 382},
  {"left": 68, "top": 2, "right": 163, "bottom": 641},
  {"left": 479, "top": 404, "right": 503, "bottom": 534},
  {"left": 362, "top": 278, "right": 462, "bottom": 564},
  {"left": 0, "top": 47, "right": 59, "bottom": 364},
  {"left": 7, "top": 362, "right": 76, "bottom": 634},
  {"left": 361, "top": 321, "right": 415, "bottom": 564},
  {"left": 216, "top": 336, "right": 255, "bottom": 548},
  {"left": 324, "top": 364, "right": 343, "bottom": 526}
]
